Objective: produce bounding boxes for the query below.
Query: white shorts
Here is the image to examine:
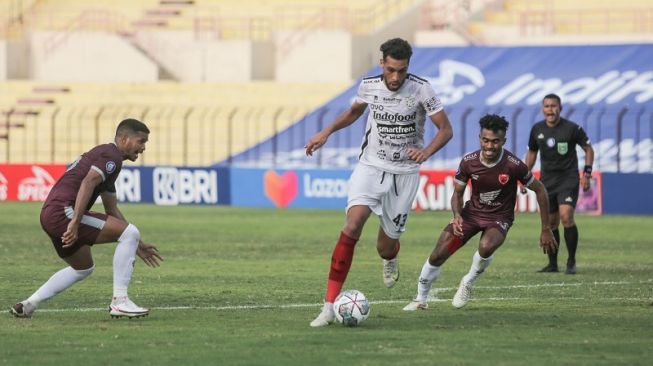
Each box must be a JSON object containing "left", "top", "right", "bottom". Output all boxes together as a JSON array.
[{"left": 347, "top": 163, "right": 420, "bottom": 239}]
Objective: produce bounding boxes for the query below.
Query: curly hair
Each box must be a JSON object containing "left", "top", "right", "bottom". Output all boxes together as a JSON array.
[
  {"left": 380, "top": 38, "right": 412, "bottom": 62},
  {"left": 479, "top": 114, "right": 509, "bottom": 133}
]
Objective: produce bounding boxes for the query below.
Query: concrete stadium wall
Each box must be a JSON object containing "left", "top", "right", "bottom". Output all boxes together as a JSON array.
[
  {"left": 274, "top": 30, "right": 353, "bottom": 82},
  {"left": 29, "top": 31, "right": 158, "bottom": 82},
  {"left": 135, "top": 30, "right": 273, "bottom": 82},
  {"left": 0, "top": 40, "right": 6, "bottom": 80}
]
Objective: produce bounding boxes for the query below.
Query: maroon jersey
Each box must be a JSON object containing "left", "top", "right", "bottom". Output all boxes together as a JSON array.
[
  {"left": 44, "top": 143, "right": 123, "bottom": 210},
  {"left": 455, "top": 148, "right": 533, "bottom": 222}
]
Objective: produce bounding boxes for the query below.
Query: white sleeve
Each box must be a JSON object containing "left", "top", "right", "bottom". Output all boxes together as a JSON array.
[
  {"left": 420, "top": 82, "right": 444, "bottom": 116},
  {"left": 353, "top": 80, "right": 369, "bottom": 105}
]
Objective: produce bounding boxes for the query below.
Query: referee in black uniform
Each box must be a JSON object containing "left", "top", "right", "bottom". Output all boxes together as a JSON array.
[{"left": 523, "top": 94, "right": 594, "bottom": 274}]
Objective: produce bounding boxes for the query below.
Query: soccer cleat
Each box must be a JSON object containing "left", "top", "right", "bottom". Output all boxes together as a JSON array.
[
  {"left": 402, "top": 300, "right": 428, "bottom": 311},
  {"left": 382, "top": 258, "right": 400, "bottom": 288},
  {"left": 452, "top": 279, "right": 473, "bottom": 309},
  {"left": 537, "top": 264, "right": 559, "bottom": 273},
  {"left": 565, "top": 260, "right": 577, "bottom": 275},
  {"left": 109, "top": 297, "right": 149, "bottom": 319},
  {"left": 9, "top": 301, "right": 35, "bottom": 318},
  {"left": 310, "top": 302, "right": 335, "bottom": 327}
]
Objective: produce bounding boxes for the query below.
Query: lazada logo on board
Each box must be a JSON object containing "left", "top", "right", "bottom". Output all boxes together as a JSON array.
[{"left": 264, "top": 170, "right": 298, "bottom": 208}]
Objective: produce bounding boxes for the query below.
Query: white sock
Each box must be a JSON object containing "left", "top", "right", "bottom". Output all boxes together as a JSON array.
[
  {"left": 26, "top": 265, "right": 95, "bottom": 306},
  {"left": 462, "top": 250, "right": 493, "bottom": 284},
  {"left": 113, "top": 224, "right": 140, "bottom": 298},
  {"left": 416, "top": 259, "right": 441, "bottom": 302}
]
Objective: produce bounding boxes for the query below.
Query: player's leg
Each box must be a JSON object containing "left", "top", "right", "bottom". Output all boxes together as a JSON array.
[
  {"left": 377, "top": 228, "right": 401, "bottom": 288},
  {"left": 94, "top": 215, "right": 149, "bottom": 318},
  {"left": 559, "top": 203, "right": 578, "bottom": 274},
  {"left": 404, "top": 220, "right": 478, "bottom": 311},
  {"left": 311, "top": 164, "right": 383, "bottom": 327},
  {"left": 378, "top": 172, "right": 420, "bottom": 288},
  {"left": 310, "top": 205, "right": 371, "bottom": 327},
  {"left": 453, "top": 223, "right": 508, "bottom": 309},
  {"left": 11, "top": 206, "right": 98, "bottom": 318},
  {"left": 538, "top": 191, "right": 561, "bottom": 272},
  {"left": 10, "top": 245, "right": 95, "bottom": 318}
]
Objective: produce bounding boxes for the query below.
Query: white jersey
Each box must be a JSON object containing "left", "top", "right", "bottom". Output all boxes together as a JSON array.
[{"left": 355, "top": 74, "right": 444, "bottom": 174}]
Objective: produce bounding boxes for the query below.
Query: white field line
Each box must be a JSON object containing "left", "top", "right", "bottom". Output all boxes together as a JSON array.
[{"left": 32, "top": 280, "right": 652, "bottom": 313}]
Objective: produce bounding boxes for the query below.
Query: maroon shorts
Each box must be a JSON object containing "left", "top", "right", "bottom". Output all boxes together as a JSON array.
[
  {"left": 444, "top": 210, "right": 513, "bottom": 246},
  {"left": 40, "top": 204, "right": 107, "bottom": 258}
]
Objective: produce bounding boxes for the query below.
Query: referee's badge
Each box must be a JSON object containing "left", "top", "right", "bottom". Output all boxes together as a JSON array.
[{"left": 557, "top": 142, "right": 568, "bottom": 155}]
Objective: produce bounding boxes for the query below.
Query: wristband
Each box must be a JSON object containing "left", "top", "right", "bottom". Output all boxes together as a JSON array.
[{"left": 583, "top": 165, "right": 592, "bottom": 176}]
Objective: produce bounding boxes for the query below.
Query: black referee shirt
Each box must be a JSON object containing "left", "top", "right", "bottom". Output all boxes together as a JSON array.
[{"left": 527, "top": 118, "right": 590, "bottom": 176}]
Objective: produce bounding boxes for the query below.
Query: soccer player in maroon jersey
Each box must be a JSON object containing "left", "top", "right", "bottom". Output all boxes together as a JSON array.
[
  {"left": 403, "top": 114, "right": 557, "bottom": 311},
  {"left": 10, "top": 118, "right": 162, "bottom": 319}
]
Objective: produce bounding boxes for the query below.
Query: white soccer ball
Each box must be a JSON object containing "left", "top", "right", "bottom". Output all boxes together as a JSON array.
[{"left": 333, "top": 289, "right": 370, "bottom": 326}]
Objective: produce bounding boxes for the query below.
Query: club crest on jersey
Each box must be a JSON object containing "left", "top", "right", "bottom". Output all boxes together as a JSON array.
[
  {"left": 557, "top": 142, "right": 568, "bottom": 155},
  {"left": 404, "top": 96, "right": 416, "bottom": 109},
  {"left": 498, "top": 173, "right": 509, "bottom": 185},
  {"left": 106, "top": 161, "right": 116, "bottom": 174}
]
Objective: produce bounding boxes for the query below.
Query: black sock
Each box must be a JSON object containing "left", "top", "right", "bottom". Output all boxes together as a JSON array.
[
  {"left": 548, "top": 229, "right": 560, "bottom": 267},
  {"left": 564, "top": 225, "right": 578, "bottom": 263}
]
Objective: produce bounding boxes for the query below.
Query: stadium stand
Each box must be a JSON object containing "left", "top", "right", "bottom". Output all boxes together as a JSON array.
[{"left": 0, "top": 81, "right": 348, "bottom": 165}]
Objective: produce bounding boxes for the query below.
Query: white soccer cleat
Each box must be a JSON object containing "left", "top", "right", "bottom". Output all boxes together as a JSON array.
[
  {"left": 382, "top": 258, "right": 400, "bottom": 288},
  {"left": 452, "top": 279, "right": 473, "bottom": 309},
  {"left": 310, "top": 302, "right": 335, "bottom": 327},
  {"left": 109, "top": 297, "right": 149, "bottom": 319},
  {"left": 9, "top": 301, "right": 36, "bottom": 318},
  {"left": 402, "top": 300, "right": 428, "bottom": 311}
]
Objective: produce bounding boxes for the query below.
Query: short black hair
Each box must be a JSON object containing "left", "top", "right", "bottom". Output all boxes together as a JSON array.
[
  {"left": 479, "top": 114, "right": 509, "bottom": 134},
  {"left": 380, "top": 38, "right": 412, "bottom": 62},
  {"left": 543, "top": 93, "right": 562, "bottom": 106},
  {"left": 116, "top": 118, "right": 149, "bottom": 136}
]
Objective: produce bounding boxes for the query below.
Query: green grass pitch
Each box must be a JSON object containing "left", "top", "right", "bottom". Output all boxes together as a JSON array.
[{"left": 1, "top": 202, "right": 652, "bottom": 365}]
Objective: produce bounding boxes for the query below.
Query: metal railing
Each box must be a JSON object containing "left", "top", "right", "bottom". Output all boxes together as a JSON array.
[{"left": 2, "top": 104, "right": 651, "bottom": 172}]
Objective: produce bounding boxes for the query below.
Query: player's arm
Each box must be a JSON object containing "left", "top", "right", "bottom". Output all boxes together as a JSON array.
[
  {"left": 305, "top": 101, "right": 367, "bottom": 156},
  {"left": 580, "top": 143, "right": 595, "bottom": 192},
  {"left": 61, "top": 169, "right": 103, "bottom": 247},
  {"left": 101, "top": 191, "right": 162, "bottom": 267},
  {"left": 520, "top": 149, "right": 539, "bottom": 194},
  {"left": 525, "top": 178, "right": 558, "bottom": 254},
  {"left": 407, "top": 110, "right": 453, "bottom": 163},
  {"left": 450, "top": 181, "right": 466, "bottom": 237}
]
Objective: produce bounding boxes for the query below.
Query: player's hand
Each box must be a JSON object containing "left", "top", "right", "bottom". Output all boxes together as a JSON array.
[
  {"left": 580, "top": 175, "right": 591, "bottom": 192},
  {"left": 61, "top": 221, "right": 80, "bottom": 248},
  {"left": 540, "top": 228, "right": 558, "bottom": 254},
  {"left": 305, "top": 131, "right": 329, "bottom": 156},
  {"left": 519, "top": 184, "right": 528, "bottom": 195},
  {"left": 137, "top": 242, "right": 163, "bottom": 268},
  {"left": 450, "top": 215, "right": 464, "bottom": 237},
  {"left": 406, "top": 148, "right": 429, "bottom": 164}
]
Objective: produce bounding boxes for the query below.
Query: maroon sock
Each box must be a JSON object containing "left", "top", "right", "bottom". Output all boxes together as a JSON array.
[{"left": 325, "top": 231, "right": 358, "bottom": 303}]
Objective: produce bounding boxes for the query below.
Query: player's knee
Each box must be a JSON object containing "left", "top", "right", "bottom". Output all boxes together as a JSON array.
[
  {"left": 120, "top": 223, "right": 141, "bottom": 242},
  {"left": 74, "top": 264, "right": 95, "bottom": 280}
]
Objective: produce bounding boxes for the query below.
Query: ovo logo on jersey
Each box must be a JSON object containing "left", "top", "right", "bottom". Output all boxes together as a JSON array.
[{"left": 264, "top": 170, "right": 298, "bottom": 208}]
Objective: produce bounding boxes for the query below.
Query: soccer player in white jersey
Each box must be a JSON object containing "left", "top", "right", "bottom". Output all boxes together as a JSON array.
[{"left": 305, "top": 38, "right": 453, "bottom": 327}]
